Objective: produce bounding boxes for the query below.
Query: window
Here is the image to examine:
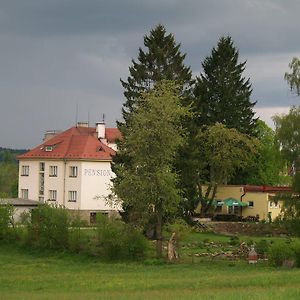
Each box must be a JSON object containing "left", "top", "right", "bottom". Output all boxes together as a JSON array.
[
  {"left": 39, "top": 173, "right": 44, "bottom": 195},
  {"left": 39, "top": 162, "right": 45, "bottom": 172},
  {"left": 215, "top": 200, "right": 223, "bottom": 213},
  {"left": 269, "top": 201, "right": 279, "bottom": 209},
  {"left": 68, "top": 191, "right": 77, "bottom": 202},
  {"left": 21, "top": 189, "right": 29, "bottom": 200},
  {"left": 69, "top": 166, "right": 78, "bottom": 178},
  {"left": 49, "top": 166, "right": 58, "bottom": 177},
  {"left": 39, "top": 197, "right": 44, "bottom": 203},
  {"left": 248, "top": 201, "right": 254, "bottom": 208},
  {"left": 45, "top": 146, "right": 53, "bottom": 152},
  {"left": 21, "top": 165, "right": 29, "bottom": 176},
  {"left": 48, "top": 190, "right": 57, "bottom": 201}
]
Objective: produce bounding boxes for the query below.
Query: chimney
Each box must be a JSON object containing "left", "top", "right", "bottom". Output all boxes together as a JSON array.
[
  {"left": 77, "top": 122, "right": 89, "bottom": 128},
  {"left": 96, "top": 121, "right": 105, "bottom": 140}
]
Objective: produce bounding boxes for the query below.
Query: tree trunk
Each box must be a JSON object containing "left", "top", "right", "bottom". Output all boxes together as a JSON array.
[
  {"left": 155, "top": 210, "right": 163, "bottom": 258},
  {"left": 167, "top": 232, "right": 178, "bottom": 261}
]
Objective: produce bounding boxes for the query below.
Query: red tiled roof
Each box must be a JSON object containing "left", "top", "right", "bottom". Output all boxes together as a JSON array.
[
  {"left": 106, "top": 128, "right": 122, "bottom": 143},
  {"left": 244, "top": 185, "right": 292, "bottom": 193},
  {"left": 18, "top": 126, "right": 120, "bottom": 161}
]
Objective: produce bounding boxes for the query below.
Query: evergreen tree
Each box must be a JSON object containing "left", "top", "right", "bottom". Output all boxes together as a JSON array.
[
  {"left": 119, "top": 24, "right": 192, "bottom": 128},
  {"left": 193, "top": 36, "right": 257, "bottom": 135},
  {"left": 113, "top": 25, "right": 193, "bottom": 220}
]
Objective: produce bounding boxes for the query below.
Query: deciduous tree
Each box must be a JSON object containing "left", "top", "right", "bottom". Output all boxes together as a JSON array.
[
  {"left": 285, "top": 57, "right": 300, "bottom": 96},
  {"left": 112, "top": 81, "right": 189, "bottom": 257},
  {"left": 195, "top": 123, "right": 258, "bottom": 216}
]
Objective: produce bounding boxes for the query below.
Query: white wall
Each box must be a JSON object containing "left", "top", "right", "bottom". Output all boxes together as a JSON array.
[
  {"left": 80, "top": 161, "right": 118, "bottom": 211},
  {"left": 18, "top": 160, "right": 39, "bottom": 200},
  {"left": 19, "top": 158, "right": 119, "bottom": 211}
]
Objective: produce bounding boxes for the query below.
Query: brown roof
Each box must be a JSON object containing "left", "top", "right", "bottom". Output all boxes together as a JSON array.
[
  {"left": 18, "top": 126, "right": 120, "bottom": 161},
  {"left": 244, "top": 185, "right": 292, "bottom": 193}
]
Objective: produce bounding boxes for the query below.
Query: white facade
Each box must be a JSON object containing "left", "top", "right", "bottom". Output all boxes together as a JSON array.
[{"left": 18, "top": 159, "right": 117, "bottom": 211}]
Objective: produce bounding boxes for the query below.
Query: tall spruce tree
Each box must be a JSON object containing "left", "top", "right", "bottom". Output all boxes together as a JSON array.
[
  {"left": 119, "top": 24, "right": 192, "bottom": 128},
  {"left": 113, "top": 25, "right": 193, "bottom": 221},
  {"left": 193, "top": 36, "right": 257, "bottom": 135}
]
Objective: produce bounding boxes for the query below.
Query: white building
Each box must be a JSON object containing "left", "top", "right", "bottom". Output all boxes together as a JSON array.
[{"left": 18, "top": 122, "right": 121, "bottom": 221}]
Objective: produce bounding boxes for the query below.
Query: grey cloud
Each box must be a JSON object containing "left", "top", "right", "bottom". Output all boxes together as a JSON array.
[{"left": 1, "top": 0, "right": 300, "bottom": 147}]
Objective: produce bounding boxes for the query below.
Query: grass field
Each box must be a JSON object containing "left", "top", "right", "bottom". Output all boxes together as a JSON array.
[{"left": 1, "top": 243, "right": 300, "bottom": 300}]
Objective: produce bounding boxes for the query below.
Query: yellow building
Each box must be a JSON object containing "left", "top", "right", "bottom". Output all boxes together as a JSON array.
[{"left": 201, "top": 185, "right": 291, "bottom": 221}]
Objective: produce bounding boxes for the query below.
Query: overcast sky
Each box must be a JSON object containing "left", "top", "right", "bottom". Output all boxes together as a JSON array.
[{"left": 1, "top": 0, "right": 300, "bottom": 148}]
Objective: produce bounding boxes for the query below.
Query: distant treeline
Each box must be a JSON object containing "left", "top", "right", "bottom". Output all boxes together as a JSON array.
[{"left": 0, "top": 147, "right": 27, "bottom": 164}]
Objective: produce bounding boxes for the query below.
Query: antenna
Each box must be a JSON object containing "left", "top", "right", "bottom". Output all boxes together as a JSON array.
[
  {"left": 75, "top": 103, "right": 78, "bottom": 127},
  {"left": 88, "top": 111, "right": 90, "bottom": 127},
  {"left": 102, "top": 113, "right": 105, "bottom": 123}
]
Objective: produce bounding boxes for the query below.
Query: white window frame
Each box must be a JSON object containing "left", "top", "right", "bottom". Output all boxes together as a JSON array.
[
  {"left": 48, "top": 190, "right": 57, "bottom": 201},
  {"left": 21, "top": 165, "right": 29, "bottom": 176},
  {"left": 21, "top": 189, "right": 29, "bottom": 200},
  {"left": 69, "top": 166, "right": 78, "bottom": 178},
  {"left": 68, "top": 191, "right": 77, "bottom": 202},
  {"left": 49, "top": 166, "right": 58, "bottom": 177}
]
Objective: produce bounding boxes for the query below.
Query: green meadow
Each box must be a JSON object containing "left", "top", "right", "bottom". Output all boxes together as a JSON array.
[{"left": 1, "top": 242, "right": 300, "bottom": 300}]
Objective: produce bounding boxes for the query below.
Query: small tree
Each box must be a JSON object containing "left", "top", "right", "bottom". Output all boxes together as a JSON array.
[
  {"left": 195, "top": 123, "right": 258, "bottom": 215},
  {"left": 285, "top": 57, "right": 300, "bottom": 96},
  {"left": 273, "top": 106, "right": 300, "bottom": 171},
  {"left": 112, "top": 81, "right": 189, "bottom": 257}
]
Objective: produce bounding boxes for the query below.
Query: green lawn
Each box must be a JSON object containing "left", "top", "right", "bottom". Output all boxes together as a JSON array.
[{"left": 1, "top": 244, "right": 300, "bottom": 300}]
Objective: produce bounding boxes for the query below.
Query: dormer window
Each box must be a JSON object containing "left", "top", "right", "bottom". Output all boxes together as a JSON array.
[{"left": 45, "top": 146, "right": 53, "bottom": 152}]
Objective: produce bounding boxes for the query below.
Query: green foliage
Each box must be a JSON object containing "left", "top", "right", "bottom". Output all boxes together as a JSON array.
[
  {"left": 0, "top": 161, "right": 18, "bottom": 198},
  {"left": 95, "top": 214, "right": 147, "bottom": 260},
  {"left": 229, "top": 236, "right": 240, "bottom": 246},
  {"left": 113, "top": 81, "right": 189, "bottom": 256},
  {"left": 256, "top": 239, "right": 269, "bottom": 257},
  {"left": 268, "top": 241, "right": 296, "bottom": 267},
  {"left": 27, "top": 204, "right": 70, "bottom": 250},
  {"left": 193, "top": 36, "right": 257, "bottom": 136},
  {"left": 115, "top": 24, "right": 193, "bottom": 222},
  {"left": 198, "top": 123, "right": 258, "bottom": 185},
  {"left": 284, "top": 57, "right": 300, "bottom": 96},
  {"left": 233, "top": 120, "right": 284, "bottom": 185},
  {"left": 0, "top": 204, "right": 14, "bottom": 241},
  {"left": 119, "top": 24, "right": 192, "bottom": 126},
  {"left": 273, "top": 106, "right": 300, "bottom": 169}
]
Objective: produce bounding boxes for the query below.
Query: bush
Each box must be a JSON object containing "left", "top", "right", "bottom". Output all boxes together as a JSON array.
[
  {"left": 256, "top": 239, "right": 269, "bottom": 258},
  {"left": 291, "top": 241, "right": 300, "bottom": 267},
  {"left": 0, "top": 204, "right": 15, "bottom": 241},
  {"left": 27, "top": 204, "right": 69, "bottom": 250},
  {"left": 229, "top": 235, "right": 240, "bottom": 246},
  {"left": 268, "top": 242, "right": 296, "bottom": 267},
  {"left": 68, "top": 212, "right": 88, "bottom": 253},
  {"left": 94, "top": 214, "right": 147, "bottom": 260}
]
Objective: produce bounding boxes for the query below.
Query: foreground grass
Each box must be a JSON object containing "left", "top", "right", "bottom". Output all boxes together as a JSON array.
[{"left": 1, "top": 244, "right": 300, "bottom": 299}]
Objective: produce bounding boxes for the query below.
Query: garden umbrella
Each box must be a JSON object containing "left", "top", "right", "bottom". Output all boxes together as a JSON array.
[{"left": 223, "top": 197, "right": 248, "bottom": 207}]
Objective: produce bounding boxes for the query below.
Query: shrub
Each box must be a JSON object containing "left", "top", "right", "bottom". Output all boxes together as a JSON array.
[
  {"left": 268, "top": 242, "right": 296, "bottom": 267},
  {"left": 256, "top": 239, "right": 269, "bottom": 258},
  {"left": 68, "top": 211, "right": 88, "bottom": 253},
  {"left": 27, "top": 204, "right": 69, "bottom": 250},
  {"left": 94, "top": 214, "right": 147, "bottom": 260},
  {"left": 291, "top": 241, "right": 300, "bottom": 267},
  {"left": 0, "top": 204, "right": 15, "bottom": 241},
  {"left": 229, "top": 235, "right": 240, "bottom": 246}
]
